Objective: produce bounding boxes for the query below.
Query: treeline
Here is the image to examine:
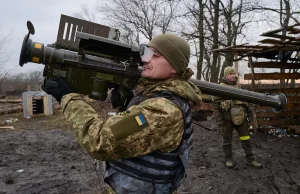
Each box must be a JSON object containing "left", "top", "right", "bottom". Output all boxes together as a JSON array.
[
  {"left": 0, "top": 71, "right": 43, "bottom": 95},
  {"left": 73, "top": 0, "right": 300, "bottom": 83}
]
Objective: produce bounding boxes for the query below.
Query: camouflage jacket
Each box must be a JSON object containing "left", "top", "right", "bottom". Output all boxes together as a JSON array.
[
  {"left": 219, "top": 78, "right": 248, "bottom": 110},
  {"left": 61, "top": 78, "right": 202, "bottom": 161}
]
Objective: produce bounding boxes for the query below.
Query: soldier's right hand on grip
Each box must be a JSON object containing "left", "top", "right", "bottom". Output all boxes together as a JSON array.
[
  {"left": 41, "top": 77, "right": 75, "bottom": 103},
  {"left": 110, "top": 86, "right": 134, "bottom": 111}
]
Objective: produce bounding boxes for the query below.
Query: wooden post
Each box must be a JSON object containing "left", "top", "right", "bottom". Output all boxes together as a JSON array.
[
  {"left": 248, "top": 56, "right": 258, "bottom": 133},
  {"left": 26, "top": 94, "right": 33, "bottom": 117},
  {"left": 43, "top": 95, "right": 50, "bottom": 115},
  {"left": 248, "top": 56, "right": 256, "bottom": 91},
  {"left": 27, "top": 85, "right": 31, "bottom": 92},
  {"left": 234, "top": 53, "right": 239, "bottom": 75}
]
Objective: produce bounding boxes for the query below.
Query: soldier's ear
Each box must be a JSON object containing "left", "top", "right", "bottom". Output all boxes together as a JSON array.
[{"left": 171, "top": 69, "right": 177, "bottom": 74}]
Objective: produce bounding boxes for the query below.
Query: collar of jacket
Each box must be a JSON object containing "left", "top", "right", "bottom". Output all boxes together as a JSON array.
[
  {"left": 137, "top": 78, "right": 202, "bottom": 105},
  {"left": 221, "top": 77, "right": 238, "bottom": 85}
]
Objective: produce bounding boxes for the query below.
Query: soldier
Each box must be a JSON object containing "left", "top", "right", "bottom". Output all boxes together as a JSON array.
[
  {"left": 42, "top": 34, "right": 202, "bottom": 194},
  {"left": 218, "top": 66, "right": 262, "bottom": 169}
]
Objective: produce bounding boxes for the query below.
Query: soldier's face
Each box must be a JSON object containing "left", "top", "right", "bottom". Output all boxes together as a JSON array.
[
  {"left": 226, "top": 73, "right": 237, "bottom": 82},
  {"left": 141, "top": 48, "right": 177, "bottom": 79}
]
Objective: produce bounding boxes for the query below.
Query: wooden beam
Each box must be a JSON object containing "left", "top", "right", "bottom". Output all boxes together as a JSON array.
[
  {"left": 249, "top": 62, "right": 300, "bottom": 69},
  {"left": 0, "top": 106, "right": 23, "bottom": 115},
  {"left": 255, "top": 107, "right": 273, "bottom": 112},
  {"left": 234, "top": 53, "right": 239, "bottom": 74},
  {"left": 287, "top": 103, "right": 300, "bottom": 109},
  {"left": 258, "top": 39, "right": 284, "bottom": 45},
  {"left": 248, "top": 56, "right": 258, "bottom": 133},
  {"left": 257, "top": 119, "right": 300, "bottom": 126},
  {"left": 256, "top": 103, "right": 300, "bottom": 110},
  {"left": 287, "top": 96, "right": 300, "bottom": 102},
  {"left": 256, "top": 110, "right": 300, "bottom": 118},
  {"left": 0, "top": 100, "right": 22, "bottom": 103},
  {"left": 0, "top": 126, "right": 14, "bottom": 130},
  {"left": 244, "top": 73, "right": 300, "bottom": 80},
  {"left": 256, "top": 87, "right": 300, "bottom": 93},
  {"left": 248, "top": 57, "right": 256, "bottom": 91}
]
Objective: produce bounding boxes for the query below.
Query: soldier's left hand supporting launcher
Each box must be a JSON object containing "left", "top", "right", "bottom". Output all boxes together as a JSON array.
[{"left": 19, "top": 15, "right": 287, "bottom": 112}]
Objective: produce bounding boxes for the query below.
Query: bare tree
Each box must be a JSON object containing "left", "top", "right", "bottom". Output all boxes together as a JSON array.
[
  {"left": 95, "top": 0, "right": 181, "bottom": 44},
  {"left": 181, "top": 0, "right": 257, "bottom": 82},
  {"left": 252, "top": 0, "right": 300, "bottom": 25},
  {"left": 182, "top": 0, "right": 207, "bottom": 80},
  {"left": 1, "top": 71, "right": 44, "bottom": 94},
  {"left": 72, "top": 3, "right": 97, "bottom": 22},
  {"left": 252, "top": 0, "right": 300, "bottom": 87},
  {"left": 0, "top": 29, "right": 12, "bottom": 92}
]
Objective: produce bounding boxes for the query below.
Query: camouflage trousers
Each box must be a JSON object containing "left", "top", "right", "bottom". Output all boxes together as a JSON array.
[{"left": 221, "top": 119, "right": 255, "bottom": 162}]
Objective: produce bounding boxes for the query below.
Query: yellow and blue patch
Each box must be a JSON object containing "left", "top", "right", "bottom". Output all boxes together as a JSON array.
[{"left": 135, "top": 114, "right": 147, "bottom": 126}]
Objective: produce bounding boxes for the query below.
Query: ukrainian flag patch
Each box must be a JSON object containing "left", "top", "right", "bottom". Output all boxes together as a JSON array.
[{"left": 135, "top": 114, "right": 147, "bottom": 126}]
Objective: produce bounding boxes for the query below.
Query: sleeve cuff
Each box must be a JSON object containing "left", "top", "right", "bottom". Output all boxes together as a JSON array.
[{"left": 61, "top": 93, "right": 84, "bottom": 111}]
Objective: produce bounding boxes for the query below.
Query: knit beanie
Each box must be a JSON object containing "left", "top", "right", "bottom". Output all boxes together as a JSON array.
[
  {"left": 148, "top": 34, "right": 190, "bottom": 75},
  {"left": 224, "top": 66, "right": 236, "bottom": 76}
]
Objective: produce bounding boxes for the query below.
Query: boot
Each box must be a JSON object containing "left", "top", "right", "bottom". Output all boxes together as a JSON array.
[
  {"left": 241, "top": 140, "right": 255, "bottom": 162},
  {"left": 246, "top": 160, "right": 263, "bottom": 168},
  {"left": 225, "top": 159, "right": 234, "bottom": 168}
]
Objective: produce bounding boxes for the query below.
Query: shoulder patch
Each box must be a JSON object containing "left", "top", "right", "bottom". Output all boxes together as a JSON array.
[
  {"left": 135, "top": 114, "right": 147, "bottom": 126},
  {"left": 110, "top": 112, "right": 149, "bottom": 141}
]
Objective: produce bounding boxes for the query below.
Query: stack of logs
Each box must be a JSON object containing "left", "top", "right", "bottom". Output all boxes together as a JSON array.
[
  {"left": 0, "top": 99, "right": 23, "bottom": 115},
  {"left": 0, "top": 98, "right": 60, "bottom": 116}
]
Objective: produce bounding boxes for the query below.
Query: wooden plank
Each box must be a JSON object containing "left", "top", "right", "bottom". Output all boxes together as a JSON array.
[
  {"left": 248, "top": 56, "right": 258, "bottom": 133},
  {"left": 27, "top": 95, "right": 33, "bottom": 117},
  {"left": 287, "top": 96, "right": 300, "bottom": 102},
  {"left": 256, "top": 104, "right": 300, "bottom": 111},
  {"left": 43, "top": 95, "right": 49, "bottom": 116},
  {"left": 286, "top": 103, "right": 300, "bottom": 109},
  {"left": 257, "top": 119, "right": 300, "bottom": 126},
  {"left": 255, "top": 106, "right": 273, "bottom": 112},
  {"left": 0, "top": 100, "right": 22, "bottom": 103},
  {"left": 33, "top": 96, "right": 42, "bottom": 100},
  {"left": 258, "top": 39, "right": 300, "bottom": 46},
  {"left": 256, "top": 110, "right": 300, "bottom": 118},
  {"left": 258, "top": 38, "right": 284, "bottom": 45},
  {"left": 256, "top": 87, "right": 300, "bottom": 93},
  {"left": 0, "top": 106, "right": 22, "bottom": 115},
  {"left": 0, "top": 126, "right": 14, "bottom": 130},
  {"left": 249, "top": 62, "right": 300, "bottom": 69},
  {"left": 248, "top": 56, "right": 257, "bottom": 92},
  {"left": 244, "top": 73, "right": 300, "bottom": 80}
]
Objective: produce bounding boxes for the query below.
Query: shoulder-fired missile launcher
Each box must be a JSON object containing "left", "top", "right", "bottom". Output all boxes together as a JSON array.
[{"left": 19, "top": 15, "right": 287, "bottom": 112}]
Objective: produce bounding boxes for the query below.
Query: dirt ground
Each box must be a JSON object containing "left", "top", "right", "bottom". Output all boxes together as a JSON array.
[{"left": 0, "top": 108, "right": 300, "bottom": 194}]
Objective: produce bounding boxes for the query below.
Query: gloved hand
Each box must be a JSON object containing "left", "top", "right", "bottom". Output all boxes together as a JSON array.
[
  {"left": 110, "top": 86, "right": 134, "bottom": 111},
  {"left": 247, "top": 115, "right": 253, "bottom": 123},
  {"left": 41, "top": 77, "right": 75, "bottom": 103}
]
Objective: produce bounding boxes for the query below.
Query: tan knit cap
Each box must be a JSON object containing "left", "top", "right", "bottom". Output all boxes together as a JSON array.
[
  {"left": 224, "top": 66, "right": 236, "bottom": 76},
  {"left": 148, "top": 34, "right": 190, "bottom": 75}
]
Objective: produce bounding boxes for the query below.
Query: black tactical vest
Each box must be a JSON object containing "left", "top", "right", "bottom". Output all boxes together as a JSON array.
[{"left": 106, "top": 91, "right": 193, "bottom": 192}]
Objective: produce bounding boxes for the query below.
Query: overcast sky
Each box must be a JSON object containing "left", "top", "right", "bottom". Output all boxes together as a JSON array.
[
  {"left": 0, "top": 0, "right": 97, "bottom": 74},
  {"left": 0, "top": 0, "right": 284, "bottom": 76}
]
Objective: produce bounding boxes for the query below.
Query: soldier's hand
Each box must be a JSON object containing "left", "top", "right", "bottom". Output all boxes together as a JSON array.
[
  {"left": 41, "top": 77, "right": 75, "bottom": 103},
  {"left": 110, "top": 86, "right": 134, "bottom": 111},
  {"left": 247, "top": 115, "right": 253, "bottom": 123}
]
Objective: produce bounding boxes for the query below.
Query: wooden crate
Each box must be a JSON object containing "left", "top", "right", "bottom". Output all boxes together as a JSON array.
[{"left": 22, "top": 92, "right": 54, "bottom": 118}]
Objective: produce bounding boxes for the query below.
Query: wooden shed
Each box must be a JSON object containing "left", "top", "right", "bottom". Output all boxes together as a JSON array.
[
  {"left": 212, "top": 23, "right": 300, "bottom": 133},
  {"left": 22, "top": 91, "right": 54, "bottom": 119}
]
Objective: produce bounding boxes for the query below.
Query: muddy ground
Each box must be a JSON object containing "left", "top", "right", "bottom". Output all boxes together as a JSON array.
[{"left": 0, "top": 107, "right": 300, "bottom": 194}]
